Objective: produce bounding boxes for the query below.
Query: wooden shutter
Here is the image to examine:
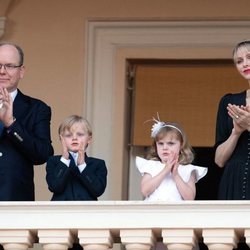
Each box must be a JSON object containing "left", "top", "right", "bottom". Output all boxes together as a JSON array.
[{"left": 131, "top": 60, "right": 246, "bottom": 146}]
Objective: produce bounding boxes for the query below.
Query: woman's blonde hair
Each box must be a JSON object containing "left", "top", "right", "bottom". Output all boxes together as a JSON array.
[
  {"left": 233, "top": 40, "right": 250, "bottom": 63},
  {"left": 147, "top": 122, "right": 194, "bottom": 165}
]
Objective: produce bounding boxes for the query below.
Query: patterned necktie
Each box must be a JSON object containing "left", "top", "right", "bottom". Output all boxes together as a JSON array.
[{"left": 0, "top": 121, "right": 4, "bottom": 136}]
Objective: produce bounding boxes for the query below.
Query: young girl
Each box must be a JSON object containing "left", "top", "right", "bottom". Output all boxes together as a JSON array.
[
  {"left": 46, "top": 115, "right": 107, "bottom": 201},
  {"left": 136, "top": 119, "right": 207, "bottom": 201}
]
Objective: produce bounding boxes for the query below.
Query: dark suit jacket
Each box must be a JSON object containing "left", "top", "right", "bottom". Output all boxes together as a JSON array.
[
  {"left": 46, "top": 154, "right": 107, "bottom": 201},
  {"left": 0, "top": 89, "right": 54, "bottom": 201}
]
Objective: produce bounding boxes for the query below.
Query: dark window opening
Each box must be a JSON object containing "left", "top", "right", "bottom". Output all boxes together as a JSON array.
[{"left": 193, "top": 147, "right": 223, "bottom": 200}]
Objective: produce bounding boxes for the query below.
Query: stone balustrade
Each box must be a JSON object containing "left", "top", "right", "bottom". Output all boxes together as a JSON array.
[{"left": 0, "top": 201, "right": 249, "bottom": 250}]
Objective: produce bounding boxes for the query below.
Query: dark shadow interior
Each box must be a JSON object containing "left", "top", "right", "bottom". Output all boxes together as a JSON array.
[{"left": 193, "top": 147, "right": 223, "bottom": 200}]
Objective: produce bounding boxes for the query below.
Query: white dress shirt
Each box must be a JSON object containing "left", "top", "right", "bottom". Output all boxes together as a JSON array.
[{"left": 60, "top": 151, "right": 87, "bottom": 173}]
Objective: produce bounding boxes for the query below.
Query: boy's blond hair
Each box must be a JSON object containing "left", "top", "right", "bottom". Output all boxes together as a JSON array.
[{"left": 58, "top": 115, "right": 92, "bottom": 136}]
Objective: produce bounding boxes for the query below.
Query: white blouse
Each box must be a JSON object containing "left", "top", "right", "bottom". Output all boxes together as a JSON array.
[{"left": 136, "top": 156, "right": 208, "bottom": 201}]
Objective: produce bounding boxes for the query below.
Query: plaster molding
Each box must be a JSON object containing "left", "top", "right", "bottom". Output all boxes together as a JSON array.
[{"left": 0, "top": 17, "right": 6, "bottom": 38}]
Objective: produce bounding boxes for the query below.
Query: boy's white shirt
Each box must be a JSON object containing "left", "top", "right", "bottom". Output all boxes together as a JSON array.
[{"left": 60, "top": 151, "right": 87, "bottom": 173}]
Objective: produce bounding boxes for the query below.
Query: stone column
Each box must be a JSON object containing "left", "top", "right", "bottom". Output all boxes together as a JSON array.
[
  {"left": 203, "top": 229, "right": 239, "bottom": 250},
  {"left": 120, "top": 229, "right": 156, "bottom": 250},
  {"left": 38, "top": 229, "right": 75, "bottom": 250},
  {"left": 243, "top": 229, "right": 250, "bottom": 248},
  {"left": 78, "top": 229, "right": 113, "bottom": 250},
  {"left": 162, "top": 229, "right": 197, "bottom": 250},
  {"left": 0, "top": 230, "right": 35, "bottom": 250}
]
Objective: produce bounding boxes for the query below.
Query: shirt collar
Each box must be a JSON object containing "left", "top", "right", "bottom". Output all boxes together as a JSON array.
[
  {"left": 10, "top": 89, "right": 18, "bottom": 101},
  {"left": 69, "top": 151, "right": 78, "bottom": 165}
]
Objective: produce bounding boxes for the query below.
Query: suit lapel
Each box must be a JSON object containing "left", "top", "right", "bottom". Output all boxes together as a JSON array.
[{"left": 13, "top": 89, "right": 30, "bottom": 120}]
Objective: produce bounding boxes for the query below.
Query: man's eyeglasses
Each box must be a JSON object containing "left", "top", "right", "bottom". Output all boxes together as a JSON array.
[{"left": 0, "top": 64, "right": 23, "bottom": 71}]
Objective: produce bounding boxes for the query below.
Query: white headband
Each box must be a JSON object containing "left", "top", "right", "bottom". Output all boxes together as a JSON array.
[{"left": 150, "top": 119, "right": 183, "bottom": 138}]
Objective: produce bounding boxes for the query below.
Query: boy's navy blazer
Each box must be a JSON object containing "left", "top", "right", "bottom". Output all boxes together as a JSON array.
[
  {"left": 46, "top": 154, "right": 107, "bottom": 201},
  {"left": 0, "top": 89, "right": 54, "bottom": 201}
]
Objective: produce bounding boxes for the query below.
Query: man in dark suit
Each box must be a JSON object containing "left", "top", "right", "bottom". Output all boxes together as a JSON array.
[{"left": 0, "top": 42, "right": 54, "bottom": 201}]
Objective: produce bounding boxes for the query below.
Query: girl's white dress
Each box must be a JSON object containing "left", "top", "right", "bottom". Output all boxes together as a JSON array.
[{"left": 136, "top": 156, "right": 207, "bottom": 201}]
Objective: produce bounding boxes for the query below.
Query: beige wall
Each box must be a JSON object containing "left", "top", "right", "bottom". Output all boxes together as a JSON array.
[{"left": 1, "top": 0, "right": 250, "bottom": 200}]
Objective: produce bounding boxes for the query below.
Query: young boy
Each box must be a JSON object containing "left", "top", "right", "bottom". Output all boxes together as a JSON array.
[{"left": 46, "top": 115, "right": 107, "bottom": 201}]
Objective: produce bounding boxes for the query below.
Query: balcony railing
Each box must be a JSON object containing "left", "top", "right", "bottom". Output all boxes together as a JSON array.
[{"left": 0, "top": 201, "right": 249, "bottom": 250}]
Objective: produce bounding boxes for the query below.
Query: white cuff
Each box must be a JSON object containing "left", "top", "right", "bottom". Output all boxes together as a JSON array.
[
  {"left": 60, "top": 156, "right": 71, "bottom": 167},
  {"left": 78, "top": 162, "right": 87, "bottom": 173}
]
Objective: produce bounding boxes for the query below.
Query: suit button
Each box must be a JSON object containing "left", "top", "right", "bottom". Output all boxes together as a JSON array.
[{"left": 0, "top": 152, "right": 2, "bottom": 157}]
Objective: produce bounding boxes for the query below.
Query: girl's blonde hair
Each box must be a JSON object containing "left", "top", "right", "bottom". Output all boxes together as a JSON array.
[
  {"left": 147, "top": 122, "right": 194, "bottom": 165},
  {"left": 58, "top": 115, "right": 92, "bottom": 137}
]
